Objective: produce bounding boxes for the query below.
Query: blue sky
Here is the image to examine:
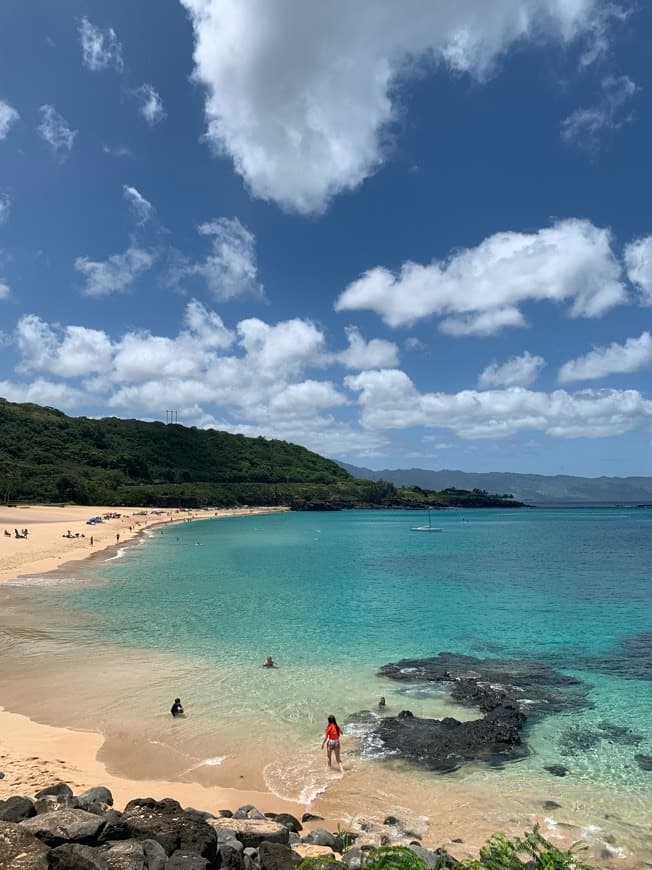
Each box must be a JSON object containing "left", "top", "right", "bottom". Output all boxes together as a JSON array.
[{"left": 1, "top": 0, "right": 652, "bottom": 476}]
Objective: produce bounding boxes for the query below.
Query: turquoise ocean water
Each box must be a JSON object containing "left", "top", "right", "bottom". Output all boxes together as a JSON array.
[{"left": 1, "top": 507, "right": 651, "bottom": 852}]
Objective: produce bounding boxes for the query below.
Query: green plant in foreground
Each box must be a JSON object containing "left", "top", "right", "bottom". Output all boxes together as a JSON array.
[
  {"left": 457, "top": 824, "right": 597, "bottom": 870},
  {"left": 296, "top": 826, "right": 599, "bottom": 870}
]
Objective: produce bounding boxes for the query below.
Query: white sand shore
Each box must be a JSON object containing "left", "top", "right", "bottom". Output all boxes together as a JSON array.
[{"left": 0, "top": 503, "right": 288, "bottom": 585}]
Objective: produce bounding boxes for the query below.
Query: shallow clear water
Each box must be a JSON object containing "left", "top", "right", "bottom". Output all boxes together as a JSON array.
[{"left": 1, "top": 508, "right": 651, "bottom": 814}]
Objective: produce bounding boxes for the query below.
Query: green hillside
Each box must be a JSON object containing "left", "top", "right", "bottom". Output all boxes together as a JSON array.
[{"left": 0, "top": 399, "right": 521, "bottom": 509}]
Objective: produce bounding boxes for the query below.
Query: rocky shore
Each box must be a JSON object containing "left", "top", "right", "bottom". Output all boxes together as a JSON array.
[
  {"left": 362, "top": 652, "right": 593, "bottom": 772},
  {"left": 0, "top": 782, "right": 458, "bottom": 870}
]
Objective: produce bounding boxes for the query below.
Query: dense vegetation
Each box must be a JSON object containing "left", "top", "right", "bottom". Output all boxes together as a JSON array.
[{"left": 0, "top": 399, "right": 521, "bottom": 509}]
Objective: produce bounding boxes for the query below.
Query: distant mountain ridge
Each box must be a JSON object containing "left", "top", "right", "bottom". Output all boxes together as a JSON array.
[{"left": 339, "top": 463, "right": 652, "bottom": 505}]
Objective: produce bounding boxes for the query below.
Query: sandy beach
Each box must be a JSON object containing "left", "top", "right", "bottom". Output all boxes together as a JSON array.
[
  {"left": 0, "top": 503, "right": 288, "bottom": 586},
  {"left": 0, "top": 504, "right": 305, "bottom": 820}
]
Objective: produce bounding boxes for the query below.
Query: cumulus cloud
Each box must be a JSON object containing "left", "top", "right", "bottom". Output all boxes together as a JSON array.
[
  {"left": 345, "top": 369, "right": 652, "bottom": 439},
  {"left": 0, "top": 100, "right": 20, "bottom": 139},
  {"left": 336, "top": 219, "right": 625, "bottom": 331},
  {"left": 180, "top": 0, "right": 600, "bottom": 213},
  {"left": 134, "top": 84, "right": 166, "bottom": 124},
  {"left": 0, "top": 193, "right": 11, "bottom": 224},
  {"left": 75, "top": 247, "right": 155, "bottom": 297},
  {"left": 337, "top": 326, "right": 399, "bottom": 369},
  {"left": 178, "top": 218, "right": 264, "bottom": 301},
  {"left": 478, "top": 352, "right": 546, "bottom": 389},
  {"left": 16, "top": 315, "right": 114, "bottom": 378},
  {"left": 38, "top": 105, "right": 77, "bottom": 159},
  {"left": 122, "top": 185, "right": 153, "bottom": 224},
  {"left": 79, "top": 17, "right": 123, "bottom": 71},
  {"left": 562, "top": 75, "right": 637, "bottom": 151},
  {"left": 0, "top": 378, "right": 87, "bottom": 408},
  {"left": 625, "top": 236, "right": 652, "bottom": 305},
  {"left": 559, "top": 332, "right": 652, "bottom": 383}
]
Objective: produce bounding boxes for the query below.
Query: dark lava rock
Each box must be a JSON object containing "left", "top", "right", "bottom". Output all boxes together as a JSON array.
[
  {"left": 301, "top": 827, "right": 339, "bottom": 850},
  {"left": 34, "top": 782, "right": 74, "bottom": 800},
  {"left": 597, "top": 722, "right": 644, "bottom": 745},
  {"left": 19, "top": 808, "right": 106, "bottom": 847},
  {"left": 0, "top": 820, "right": 49, "bottom": 870},
  {"left": 121, "top": 797, "right": 217, "bottom": 860},
  {"left": 635, "top": 753, "right": 652, "bottom": 771},
  {"left": 220, "top": 809, "right": 235, "bottom": 818},
  {"left": 166, "top": 852, "right": 211, "bottom": 869},
  {"left": 0, "top": 794, "right": 36, "bottom": 822},
  {"left": 578, "top": 632, "right": 652, "bottom": 682},
  {"left": 379, "top": 653, "right": 589, "bottom": 716},
  {"left": 544, "top": 765, "right": 569, "bottom": 777},
  {"left": 258, "top": 841, "right": 302, "bottom": 870},
  {"left": 542, "top": 800, "right": 562, "bottom": 809},
  {"left": 383, "top": 816, "right": 400, "bottom": 826},
  {"left": 98, "top": 837, "right": 167, "bottom": 870},
  {"left": 219, "top": 843, "right": 246, "bottom": 870},
  {"left": 34, "top": 794, "right": 77, "bottom": 814},
  {"left": 96, "top": 809, "right": 130, "bottom": 844},
  {"left": 234, "top": 804, "right": 266, "bottom": 820},
  {"left": 301, "top": 813, "right": 323, "bottom": 823},
  {"left": 48, "top": 843, "right": 110, "bottom": 869},
  {"left": 76, "top": 787, "right": 113, "bottom": 810},
  {"left": 273, "top": 813, "right": 303, "bottom": 833},
  {"left": 375, "top": 702, "right": 527, "bottom": 772},
  {"left": 209, "top": 819, "right": 289, "bottom": 849},
  {"left": 409, "top": 844, "right": 458, "bottom": 869},
  {"left": 558, "top": 727, "right": 601, "bottom": 755}
]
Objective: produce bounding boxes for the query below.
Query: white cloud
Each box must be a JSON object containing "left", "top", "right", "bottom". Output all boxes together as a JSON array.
[
  {"left": 122, "top": 185, "right": 153, "bottom": 224},
  {"left": 75, "top": 247, "right": 155, "bottom": 297},
  {"left": 625, "top": 235, "right": 652, "bottom": 305},
  {"left": 562, "top": 75, "right": 637, "bottom": 151},
  {"left": 180, "top": 218, "right": 263, "bottom": 301},
  {"left": 345, "top": 369, "right": 652, "bottom": 439},
  {"left": 336, "top": 219, "right": 625, "bottom": 331},
  {"left": 0, "top": 193, "right": 11, "bottom": 224},
  {"left": 180, "top": 0, "right": 599, "bottom": 213},
  {"left": 236, "top": 317, "right": 324, "bottom": 376},
  {"left": 478, "top": 352, "right": 546, "bottom": 389},
  {"left": 134, "top": 84, "right": 166, "bottom": 125},
  {"left": 16, "top": 315, "right": 114, "bottom": 378},
  {"left": 79, "top": 17, "right": 123, "bottom": 72},
  {"left": 440, "top": 307, "right": 526, "bottom": 336},
  {"left": 0, "top": 100, "right": 19, "bottom": 139},
  {"left": 338, "top": 326, "right": 399, "bottom": 370},
  {"left": 0, "top": 378, "right": 87, "bottom": 408},
  {"left": 0, "top": 281, "right": 9, "bottom": 300},
  {"left": 559, "top": 332, "right": 652, "bottom": 383},
  {"left": 38, "top": 105, "right": 77, "bottom": 159}
]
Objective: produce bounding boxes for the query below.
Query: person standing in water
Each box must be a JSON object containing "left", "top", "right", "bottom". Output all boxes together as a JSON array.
[
  {"left": 321, "top": 714, "right": 343, "bottom": 769},
  {"left": 170, "top": 698, "right": 184, "bottom": 717}
]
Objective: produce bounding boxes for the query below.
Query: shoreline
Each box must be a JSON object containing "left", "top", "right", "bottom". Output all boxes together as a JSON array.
[
  {"left": 0, "top": 503, "right": 289, "bottom": 585},
  {"left": 0, "top": 505, "right": 650, "bottom": 865}
]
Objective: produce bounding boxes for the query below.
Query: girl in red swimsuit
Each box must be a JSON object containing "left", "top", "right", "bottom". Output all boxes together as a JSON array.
[{"left": 321, "top": 714, "right": 343, "bottom": 769}]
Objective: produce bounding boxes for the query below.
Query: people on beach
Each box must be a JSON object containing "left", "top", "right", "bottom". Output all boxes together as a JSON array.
[
  {"left": 262, "top": 656, "right": 275, "bottom": 668},
  {"left": 321, "top": 714, "right": 343, "bottom": 769},
  {"left": 378, "top": 696, "right": 386, "bottom": 709},
  {"left": 170, "top": 698, "right": 184, "bottom": 717}
]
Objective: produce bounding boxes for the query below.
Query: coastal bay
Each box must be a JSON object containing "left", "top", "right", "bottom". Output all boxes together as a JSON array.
[{"left": 0, "top": 507, "right": 650, "bottom": 866}]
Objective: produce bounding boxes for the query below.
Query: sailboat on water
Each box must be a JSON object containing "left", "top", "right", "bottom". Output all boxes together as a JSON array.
[{"left": 411, "top": 507, "right": 442, "bottom": 532}]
